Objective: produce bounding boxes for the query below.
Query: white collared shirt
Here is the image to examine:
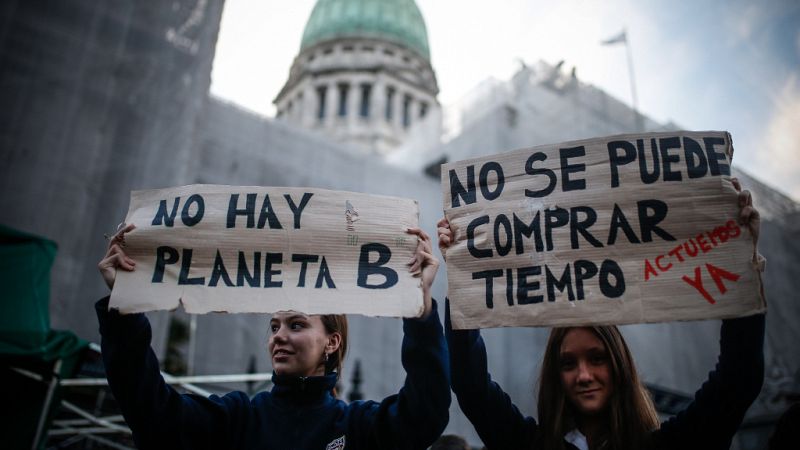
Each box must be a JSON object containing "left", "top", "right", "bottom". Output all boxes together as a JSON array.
[{"left": 564, "top": 428, "right": 589, "bottom": 450}]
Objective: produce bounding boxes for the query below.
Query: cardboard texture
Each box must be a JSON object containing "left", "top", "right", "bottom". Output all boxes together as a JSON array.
[
  {"left": 110, "top": 185, "right": 423, "bottom": 317},
  {"left": 442, "top": 131, "right": 766, "bottom": 329}
]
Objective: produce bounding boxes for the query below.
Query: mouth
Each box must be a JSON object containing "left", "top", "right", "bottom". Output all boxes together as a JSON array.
[
  {"left": 272, "top": 349, "right": 294, "bottom": 360},
  {"left": 577, "top": 388, "right": 601, "bottom": 396}
]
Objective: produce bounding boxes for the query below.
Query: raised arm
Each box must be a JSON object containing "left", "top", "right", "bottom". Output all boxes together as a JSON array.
[
  {"left": 656, "top": 179, "right": 766, "bottom": 449},
  {"left": 348, "top": 227, "right": 451, "bottom": 449},
  {"left": 445, "top": 303, "right": 537, "bottom": 449},
  {"left": 367, "top": 299, "right": 452, "bottom": 449},
  {"left": 655, "top": 313, "right": 765, "bottom": 448},
  {"left": 96, "top": 224, "right": 246, "bottom": 449},
  {"left": 438, "top": 218, "right": 537, "bottom": 449}
]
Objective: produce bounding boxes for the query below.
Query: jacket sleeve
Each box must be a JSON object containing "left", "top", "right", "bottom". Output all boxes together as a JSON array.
[
  {"left": 96, "top": 297, "right": 248, "bottom": 449},
  {"left": 350, "top": 299, "right": 451, "bottom": 450},
  {"left": 655, "top": 313, "right": 765, "bottom": 450},
  {"left": 445, "top": 299, "right": 537, "bottom": 449}
]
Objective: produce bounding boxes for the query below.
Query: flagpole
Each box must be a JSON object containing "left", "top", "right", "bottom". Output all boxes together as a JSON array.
[
  {"left": 601, "top": 28, "right": 643, "bottom": 131},
  {"left": 623, "top": 29, "right": 643, "bottom": 131}
]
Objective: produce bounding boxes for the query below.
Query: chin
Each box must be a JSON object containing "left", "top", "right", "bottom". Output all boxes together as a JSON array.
[
  {"left": 578, "top": 405, "right": 604, "bottom": 415},
  {"left": 272, "top": 364, "right": 296, "bottom": 376},
  {"left": 575, "top": 400, "right": 609, "bottom": 416}
]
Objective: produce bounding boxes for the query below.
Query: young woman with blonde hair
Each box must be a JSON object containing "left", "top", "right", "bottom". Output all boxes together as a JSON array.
[{"left": 438, "top": 179, "right": 765, "bottom": 450}]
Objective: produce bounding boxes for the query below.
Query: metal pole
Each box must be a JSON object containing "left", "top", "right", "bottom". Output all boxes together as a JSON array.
[
  {"left": 32, "top": 359, "right": 62, "bottom": 450},
  {"left": 60, "top": 372, "right": 273, "bottom": 386},
  {"left": 624, "top": 32, "right": 643, "bottom": 131},
  {"left": 187, "top": 314, "right": 198, "bottom": 376}
]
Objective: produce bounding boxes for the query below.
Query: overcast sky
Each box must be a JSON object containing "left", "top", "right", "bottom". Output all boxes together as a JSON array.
[{"left": 211, "top": 0, "right": 800, "bottom": 201}]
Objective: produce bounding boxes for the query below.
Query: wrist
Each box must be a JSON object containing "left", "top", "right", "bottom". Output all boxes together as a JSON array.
[{"left": 418, "top": 289, "right": 433, "bottom": 320}]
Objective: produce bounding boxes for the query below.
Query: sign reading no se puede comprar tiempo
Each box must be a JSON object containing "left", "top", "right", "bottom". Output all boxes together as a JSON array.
[{"left": 442, "top": 131, "right": 765, "bottom": 329}]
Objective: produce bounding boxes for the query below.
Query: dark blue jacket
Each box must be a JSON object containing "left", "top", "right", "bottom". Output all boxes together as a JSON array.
[
  {"left": 445, "top": 302, "right": 764, "bottom": 450},
  {"left": 96, "top": 297, "right": 450, "bottom": 450}
]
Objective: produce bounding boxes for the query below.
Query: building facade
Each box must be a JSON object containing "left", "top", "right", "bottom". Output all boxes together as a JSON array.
[{"left": 274, "top": 0, "right": 441, "bottom": 154}]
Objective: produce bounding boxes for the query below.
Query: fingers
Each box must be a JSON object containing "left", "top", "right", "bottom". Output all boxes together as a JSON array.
[
  {"left": 100, "top": 244, "right": 136, "bottom": 269},
  {"left": 406, "top": 226, "right": 431, "bottom": 242},
  {"left": 731, "top": 177, "right": 741, "bottom": 193},
  {"left": 738, "top": 189, "right": 752, "bottom": 209},
  {"left": 107, "top": 223, "right": 136, "bottom": 250},
  {"left": 408, "top": 255, "right": 422, "bottom": 274},
  {"left": 734, "top": 186, "right": 761, "bottom": 246},
  {"left": 407, "top": 227, "right": 433, "bottom": 254},
  {"left": 98, "top": 252, "right": 136, "bottom": 272},
  {"left": 407, "top": 227, "right": 438, "bottom": 275},
  {"left": 118, "top": 222, "right": 136, "bottom": 235},
  {"left": 741, "top": 204, "right": 761, "bottom": 242},
  {"left": 740, "top": 205, "right": 757, "bottom": 224},
  {"left": 419, "top": 249, "right": 438, "bottom": 269},
  {"left": 103, "top": 242, "right": 122, "bottom": 259},
  {"left": 99, "top": 223, "right": 136, "bottom": 290},
  {"left": 409, "top": 250, "right": 438, "bottom": 274},
  {"left": 737, "top": 189, "right": 757, "bottom": 228},
  {"left": 98, "top": 251, "right": 136, "bottom": 290},
  {"left": 437, "top": 217, "right": 454, "bottom": 253},
  {"left": 103, "top": 243, "right": 135, "bottom": 265}
]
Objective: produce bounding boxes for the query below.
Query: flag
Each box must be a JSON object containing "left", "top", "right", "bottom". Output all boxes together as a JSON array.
[{"left": 601, "top": 30, "right": 627, "bottom": 45}]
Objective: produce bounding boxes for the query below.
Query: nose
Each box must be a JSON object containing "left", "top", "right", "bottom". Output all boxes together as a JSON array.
[
  {"left": 270, "top": 326, "right": 288, "bottom": 345},
  {"left": 576, "top": 361, "right": 593, "bottom": 384}
]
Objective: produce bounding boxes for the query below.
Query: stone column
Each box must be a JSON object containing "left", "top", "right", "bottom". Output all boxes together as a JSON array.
[
  {"left": 322, "top": 79, "right": 339, "bottom": 128},
  {"left": 373, "top": 76, "right": 385, "bottom": 123},
  {"left": 372, "top": 75, "right": 386, "bottom": 143},
  {"left": 393, "top": 86, "right": 403, "bottom": 131},
  {"left": 300, "top": 81, "right": 314, "bottom": 128},
  {"left": 347, "top": 76, "right": 358, "bottom": 129}
]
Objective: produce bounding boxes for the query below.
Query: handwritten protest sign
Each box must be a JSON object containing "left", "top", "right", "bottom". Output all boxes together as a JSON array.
[
  {"left": 442, "top": 131, "right": 766, "bottom": 329},
  {"left": 110, "top": 185, "right": 423, "bottom": 317}
]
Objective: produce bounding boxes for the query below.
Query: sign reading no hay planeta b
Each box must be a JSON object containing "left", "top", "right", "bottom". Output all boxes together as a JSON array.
[{"left": 110, "top": 185, "right": 424, "bottom": 318}]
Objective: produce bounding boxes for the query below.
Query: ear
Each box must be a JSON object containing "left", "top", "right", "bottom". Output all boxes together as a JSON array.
[{"left": 326, "top": 332, "right": 342, "bottom": 354}]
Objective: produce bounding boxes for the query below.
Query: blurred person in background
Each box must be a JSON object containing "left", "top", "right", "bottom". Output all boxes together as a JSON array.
[{"left": 431, "top": 434, "right": 471, "bottom": 450}]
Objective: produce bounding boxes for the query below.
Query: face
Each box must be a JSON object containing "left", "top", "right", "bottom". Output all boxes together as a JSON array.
[
  {"left": 268, "top": 312, "right": 339, "bottom": 377},
  {"left": 559, "top": 328, "right": 614, "bottom": 416}
]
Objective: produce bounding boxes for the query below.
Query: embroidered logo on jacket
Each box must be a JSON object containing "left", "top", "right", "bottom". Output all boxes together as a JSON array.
[{"left": 326, "top": 435, "right": 345, "bottom": 450}]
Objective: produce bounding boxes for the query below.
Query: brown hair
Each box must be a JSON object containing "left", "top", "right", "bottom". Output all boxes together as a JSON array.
[
  {"left": 536, "top": 326, "right": 659, "bottom": 450},
  {"left": 320, "top": 314, "right": 348, "bottom": 377}
]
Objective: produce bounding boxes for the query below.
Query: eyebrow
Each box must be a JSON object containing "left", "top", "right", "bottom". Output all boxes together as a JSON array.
[
  {"left": 273, "top": 314, "right": 309, "bottom": 322},
  {"left": 560, "top": 346, "right": 607, "bottom": 356}
]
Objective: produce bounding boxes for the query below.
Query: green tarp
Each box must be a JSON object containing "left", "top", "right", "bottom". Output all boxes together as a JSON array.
[{"left": 0, "top": 224, "right": 88, "bottom": 449}]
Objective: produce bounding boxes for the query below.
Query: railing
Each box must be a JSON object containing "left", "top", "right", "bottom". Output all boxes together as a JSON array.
[{"left": 11, "top": 343, "right": 272, "bottom": 450}]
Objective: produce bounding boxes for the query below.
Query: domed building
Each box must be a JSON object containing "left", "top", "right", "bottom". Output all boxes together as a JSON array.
[
  {"left": 274, "top": 0, "right": 440, "bottom": 154},
  {"left": 3, "top": 2, "right": 798, "bottom": 448}
]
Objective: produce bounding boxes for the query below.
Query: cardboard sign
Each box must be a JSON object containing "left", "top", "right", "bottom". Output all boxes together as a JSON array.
[
  {"left": 442, "top": 131, "right": 766, "bottom": 329},
  {"left": 110, "top": 185, "right": 423, "bottom": 317}
]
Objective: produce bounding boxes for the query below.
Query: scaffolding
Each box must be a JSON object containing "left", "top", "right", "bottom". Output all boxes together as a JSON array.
[{"left": 10, "top": 342, "right": 272, "bottom": 449}]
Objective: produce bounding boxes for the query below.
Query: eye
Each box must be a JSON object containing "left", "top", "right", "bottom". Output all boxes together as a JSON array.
[
  {"left": 290, "top": 321, "right": 305, "bottom": 330},
  {"left": 560, "top": 357, "right": 577, "bottom": 371},
  {"left": 270, "top": 324, "right": 279, "bottom": 333},
  {"left": 590, "top": 353, "right": 608, "bottom": 365}
]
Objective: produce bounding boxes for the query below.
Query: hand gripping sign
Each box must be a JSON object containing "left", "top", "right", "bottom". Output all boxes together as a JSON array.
[
  {"left": 110, "top": 185, "right": 423, "bottom": 317},
  {"left": 442, "top": 131, "right": 766, "bottom": 329}
]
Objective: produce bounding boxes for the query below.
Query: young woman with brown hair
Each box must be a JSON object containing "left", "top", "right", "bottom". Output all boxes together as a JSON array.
[
  {"left": 438, "top": 179, "right": 765, "bottom": 450},
  {"left": 96, "top": 226, "right": 450, "bottom": 449}
]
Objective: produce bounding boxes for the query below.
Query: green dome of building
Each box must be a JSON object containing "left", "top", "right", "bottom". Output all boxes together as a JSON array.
[{"left": 300, "top": 0, "right": 431, "bottom": 59}]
